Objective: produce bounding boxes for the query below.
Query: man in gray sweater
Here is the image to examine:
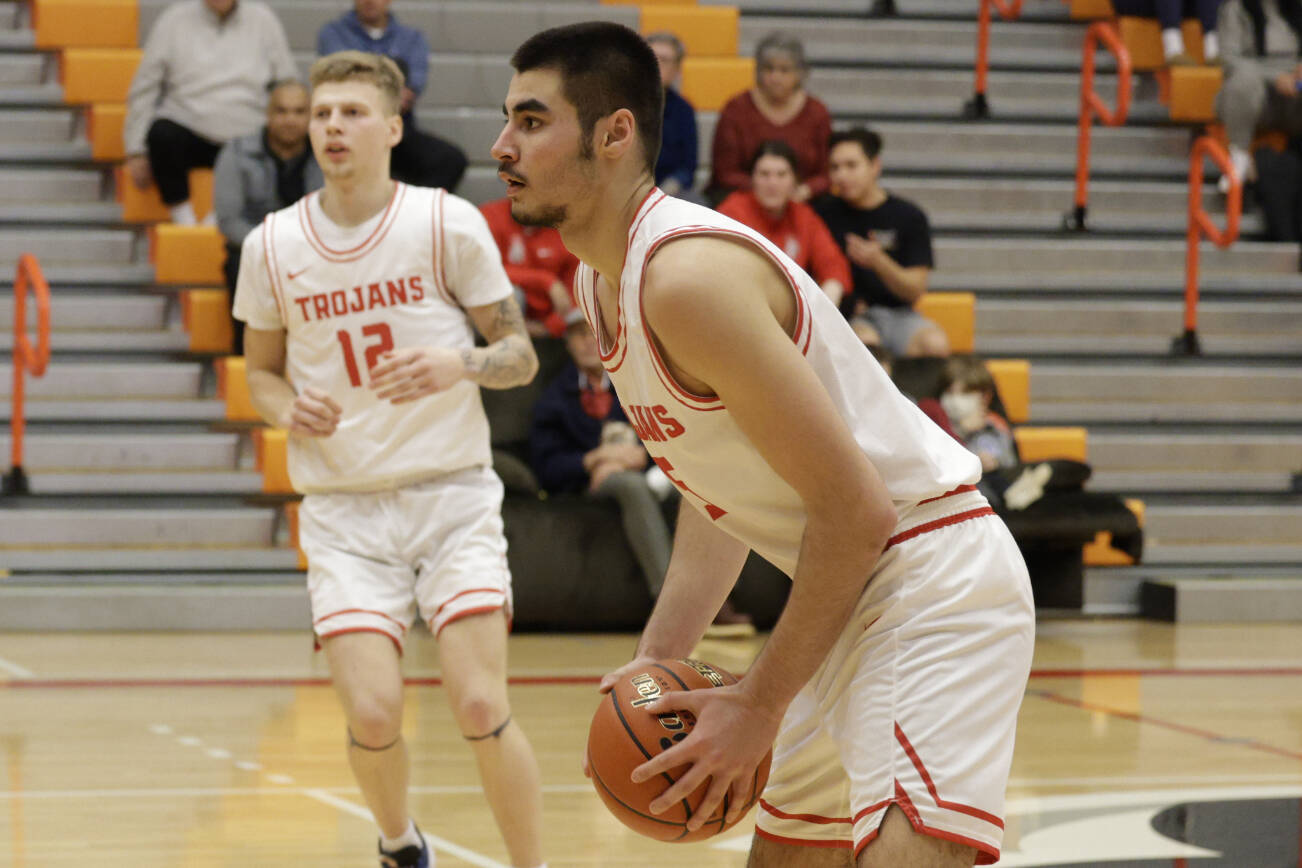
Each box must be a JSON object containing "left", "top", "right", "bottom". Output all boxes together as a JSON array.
[
  {"left": 213, "top": 79, "right": 324, "bottom": 352},
  {"left": 124, "top": 0, "right": 295, "bottom": 225}
]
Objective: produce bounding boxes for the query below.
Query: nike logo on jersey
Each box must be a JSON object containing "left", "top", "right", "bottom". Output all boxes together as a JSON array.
[{"left": 288, "top": 266, "right": 310, "bottom": 280}]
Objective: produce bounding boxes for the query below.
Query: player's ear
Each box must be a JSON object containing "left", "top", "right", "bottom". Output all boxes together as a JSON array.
[
  {"left": 388, "top": 113, "right": 403, "bottom": 148},
  {"left": 598, "top": 109, "right": 636, "bottom": 159}
]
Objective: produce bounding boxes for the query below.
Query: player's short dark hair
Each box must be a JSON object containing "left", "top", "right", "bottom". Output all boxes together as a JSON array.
[
  {"left": 511, "top": 22, "right": 664, "bottom": 175},
  {"left": 749, "top": 139, "right": 800, "bottom": 175},
  {"left": 829, "top": 127, "right": 883, "bottom": 161}
]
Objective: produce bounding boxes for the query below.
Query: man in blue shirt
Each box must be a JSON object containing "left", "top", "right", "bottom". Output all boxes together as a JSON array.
[
  {"left": 317, "top": 0, "right": 467, "bottom": 191},
  {"left": 646, "top": 32, "right": 699, "bottom": 199}
]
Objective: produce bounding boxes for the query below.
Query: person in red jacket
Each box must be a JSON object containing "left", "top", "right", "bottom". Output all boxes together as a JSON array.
[
  {"left": 480, "top": 196, "right": 579, "bottom": 337},
  {"left": 707, "top": 33, "right": 832, "bottom": 204},
  {"left": 717, "top": 140, "right": 850, "bottom": 307}
]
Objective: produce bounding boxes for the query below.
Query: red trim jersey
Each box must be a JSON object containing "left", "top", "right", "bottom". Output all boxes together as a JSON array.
[
  {"left": 479, "top": 197, "right": 579, "bottom": 337},
  {"left": 574, "top": 189, "right": 981, "bottom": 576},
  {"left": 233, "top": 183, "right": 512, "bottom": 494}
]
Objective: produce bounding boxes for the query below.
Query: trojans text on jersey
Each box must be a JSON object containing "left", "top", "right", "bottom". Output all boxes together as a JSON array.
[{"left": 292, "top": 274, "right": 427, "bottom": 323}]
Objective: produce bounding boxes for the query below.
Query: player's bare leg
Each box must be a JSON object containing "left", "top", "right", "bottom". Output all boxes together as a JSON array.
[
  {"left": 858, "top": 805, "right": 976, "bottom": 868},
  {"left": 438, "top": 611, "right": 544, "bottom": 867},
  {"left": 323, "top": 632, "right": 411, "bottom": 838},
  {"left": 747, "top": 834, "right": 853, "bottom": 867}
]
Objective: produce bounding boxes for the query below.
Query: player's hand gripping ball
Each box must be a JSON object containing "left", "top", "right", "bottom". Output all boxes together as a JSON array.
[{"left": 586, "top": 658, "right": 772, "bottom": 842}]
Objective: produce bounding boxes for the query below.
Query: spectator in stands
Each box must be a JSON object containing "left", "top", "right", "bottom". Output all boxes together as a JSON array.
[
  {"left": 124, "top": 0, "right": 295, "bottom": 226},
  {"left": 480, "top": 197, "right": 579, "bottom": 338},
  {"left": 214, "top": 79, "right": 323, "bottom": 352},
  {"left": 814, "top": 127, "right": 949, "bottom": 358},
  {"left": 529, "top": 312, "right": 754, "bottom": 635},
  {"left": 1156, "top": 0, "right": 1226, "bottom": 64},
  {"left": 940, "top": 355, "right": 1018, "bottom": 476},
  {"left": 646, "top": 32, "right": 699, "bottom": 199},
  {"left": 717, "top": 140, "right": 850, "bottom": 306},
  {"left": 708, "top": 33, "right": 832, "bottom": 204},
  {"left": 317, "top": 0, "right": 468, "bottom": 191}
]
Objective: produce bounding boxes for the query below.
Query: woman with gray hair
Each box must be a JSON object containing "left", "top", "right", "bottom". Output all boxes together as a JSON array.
[{"left": 708, "top": 32, "right": 832, "bottom": 203}]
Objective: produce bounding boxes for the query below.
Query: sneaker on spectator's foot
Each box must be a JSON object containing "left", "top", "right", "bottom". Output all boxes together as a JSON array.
[
  {"left": 379, "top": 827, "right": 430, "bottom": 868},
  {"left": 704, "top": 600, "right": 756, "bottom": 638},
  {"left": 1219, "top": 146, "right": 1254, "bottom": 194}
]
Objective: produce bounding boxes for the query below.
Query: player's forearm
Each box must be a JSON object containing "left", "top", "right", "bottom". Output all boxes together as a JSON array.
[
  {"left": 459, "top": 333, "right": 538, "bottom": 389},
  {"left": 636, "top": 505, "right": 751, "bottom": 660},
  {"left": 246, "top": 368, "right": 298, "bottom": 429},
  {"left": 741, "top": 501, "right": 893, "bottom": 708}
]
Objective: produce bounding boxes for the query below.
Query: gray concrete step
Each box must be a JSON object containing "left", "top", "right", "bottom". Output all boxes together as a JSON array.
[
  {"left": 935, "top": 237, "right": 1299, "bottom": 277},
  {"left": 1089, "top": 432, "right": 1302, "bottom": 474},
  {"left": 0, "top": 108, "right": 80, "bottom": 143},
  {"left": 1141, "top": 576, "right": 1302, "bottom": 621},
  {"left": 1089, "top": 470, "right": 1297, "bottom": 493},
  {"left": 0, "top": 168, "right": 103, "bottom": 203},
  {"left": 0, "top": 431, "right": 242, "bottom": 470},
  {"left": 0, "top": 228, "right": 137, "bottom": 265},
  {"left": 0, "top": 139, "right": 93, "bottom": 161},
  {"left": 1143, "top": 504, "right": 1302, "bottom": 552},
  {"left": 0, "top": 583, "right": 308, "bottom": 630},
  {"left": 0, "top": 548, "right": 299, "bottom": 571},
  {"left": 0, "top": 507, "right": 277, "bottom": 547},
  {"left": 714, "top": 0, "right": 1071, "bottom": 22},
  {"left": 1033, "top": 364, "right": 1302, "bottom": 404},
  {"left": 4, "top": 263, "right": 156, "bottom": 286},
  {"left": 0, "top": 202, "right": 123, "bottom": 224},
  {"left": 0, "top": 53, "right": 43, "bottom": 85},
  {"left": 933, "top": 271, "right": 1302, "bottom": 295},
  {"left": 19, "top": 470, "right": 264, "bottom": 494},
  {"left": 0, "top": 399, "right": 224, "bottom": 423},
  {"left": 0, "top": 330, "right": 190, "bottom": 353},
  {"left": 0, "top": 294, "right": 168, "bottom": 330},
  {"left": 0, "top": 361, "right": 202, "bottom": 399},
  {"left": 0, "top": 82, "right": 63, "bottom": 106},
  {"left": 1143, "top": 543, "right": 1302, "bottom": 565}
]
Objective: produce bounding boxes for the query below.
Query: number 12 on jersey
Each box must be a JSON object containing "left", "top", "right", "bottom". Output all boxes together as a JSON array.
[{"left": 336, "top": 323, "right": 394, "bottom": 387}]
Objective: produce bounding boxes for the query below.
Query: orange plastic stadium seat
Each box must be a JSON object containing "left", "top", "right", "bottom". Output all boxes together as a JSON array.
[
  {"left": 282, "top": 501, "right": 308, "bottom": 569},
  {"left": 216, "top": 355, "right": 258, "bottom": 422},
  {"left": 1013, "top": 426, "right": 1088, "bottom": 463},
  {"left": 119, "top": 167, "right": 214, "bottom": 223},
  {"left": 1084, "top": 498, "right": 1146, "bottom": 565},
  {"left": 182, "top": 288, "right": 233, "bottom": 353},
  {"left": 87, "top": 102, "right": 125, "bottom": 160},
  {"left": 1168, "top": 65, "right": 1222, "bottom": 122},
  {"left": 151, "top": 224, "right": 224, "bottom": 284},
  {"left": 681, "top": 56, "right": 754, "bottom": 112},
  {"left": 986, "top": 359, "right": 1030, "bottom": 425},
  {"left": 915, "top": 292, "right": 974, "bottom": 354},
  {"left": 254, "top": 427, "right": 292, "bottom": 494},
  {"left": 1117, "top": 17, "right": 1165, "bottom": 71},
  {"left": 1068, "top": 0, "right": 1115, "bottom": 19},
  {"left": 60, "top": 48, "right": 140, "bottom": 103},
  {"left": 34, "top": 0, "right": 137, "bottom": 49},
  {"left": 641, "top": 6, "right": 738, "bottom": 58}
]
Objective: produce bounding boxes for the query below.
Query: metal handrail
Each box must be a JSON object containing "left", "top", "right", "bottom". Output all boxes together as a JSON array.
[
  {"left": 967, "top": 0, "right": 1026, "bottom": 118},
  {"left": 1176, "top": 136, "right": 1241, "bottom": 355},
  {"left": 4, "top": 253, "right": 51, "bottom": 495},
  {"left": 1068, "top": 20, "right": 1132, "bottom": 230}
]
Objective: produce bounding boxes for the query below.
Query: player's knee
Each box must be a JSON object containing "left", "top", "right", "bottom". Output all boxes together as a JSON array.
[
  {"left": 908, "top": 325, "right": 949, "bottom": 358},
  {"left": 347, "top": 692, "right": 403, "bottom": 746},
  {"left": 453, "top": 689, "right": 508, "bottom": 739}
]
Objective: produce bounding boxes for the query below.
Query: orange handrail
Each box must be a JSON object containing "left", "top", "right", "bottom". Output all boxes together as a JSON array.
[
  {"left": 1069, "top": 21, "right": 1132, "bottom": 230},
  {"left": 1177, "top": 135, "right": 1241, "bottom": 355},
  {"left": 5, "top": 254, "right": 51, "bottom": 495},
  {"left": 968, "top": 0, "right": 1025, "bottom": 118}
]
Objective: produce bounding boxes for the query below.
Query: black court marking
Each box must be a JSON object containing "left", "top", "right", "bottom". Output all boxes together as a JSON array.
[{"left": 588, "top": 749, "right": 690, "bottom": 841}]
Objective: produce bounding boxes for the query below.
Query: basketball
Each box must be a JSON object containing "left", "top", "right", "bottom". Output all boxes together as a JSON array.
[{"left": 586, "top": 658, "right": 773, "bottom": 842}]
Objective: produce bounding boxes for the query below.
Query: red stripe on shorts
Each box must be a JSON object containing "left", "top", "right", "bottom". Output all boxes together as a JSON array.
[
  {"left": 433, "top": 604, "right": 507, "bottom": 637},
  {"left": 894, "top": 723, "right": 1004, "bottom": 829},
  {"left": 878, "top": 783, "right": 1001, "bottom": 864},
  {"left": 430, "top": 587, "right": 506, "bottom": 622},
  {"left": 916, "top": 484, "right": 977, "bottom": 506},
  {"left": 760, "top": 799, "right": 852, "bottom": 825},
  {"left": 314, "top": 608, "right": 408, "bottom": 633}
]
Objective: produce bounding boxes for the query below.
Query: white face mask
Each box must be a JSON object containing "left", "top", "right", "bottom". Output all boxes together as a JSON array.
[{"left": 941, "top": 390, "right": 984, "bottom": 431}]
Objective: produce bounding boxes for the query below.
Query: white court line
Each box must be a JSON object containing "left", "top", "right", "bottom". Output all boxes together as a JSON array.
[
  {"left": 1009, "top": 772, "right": 1302, "bottom": 787},
  {"left": 302, "top": 787, "right": 510, "bottom": 868},
  {"left": 0, "top": 655, "right": 34, "bottom": 679}
]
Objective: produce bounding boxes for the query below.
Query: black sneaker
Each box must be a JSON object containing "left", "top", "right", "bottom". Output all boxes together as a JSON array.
[{"left": 378, "top": 825, "right": 430, "bottom": 868}]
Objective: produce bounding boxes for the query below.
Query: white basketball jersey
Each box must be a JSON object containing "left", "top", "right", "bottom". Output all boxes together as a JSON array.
[
  {"left": 574, "top": 190, "right": 981, "bottom": 575},
  {"left": 234, "top": 184, "right": 511, "bottom": 494}
]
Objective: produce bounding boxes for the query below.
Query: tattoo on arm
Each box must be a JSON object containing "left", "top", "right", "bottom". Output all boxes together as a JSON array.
[{"left": 462, "top": 299, "right": 539, "bottom": 389}]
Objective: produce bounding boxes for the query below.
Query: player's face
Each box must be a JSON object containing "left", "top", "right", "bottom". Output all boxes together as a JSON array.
[
  {"left": 828, "top": 141, "right": 882, "bottom": 203},
  {"left": 492, "top": 69, "right": 598, "bottom": 229},
  {"left": 309, "top": 81, "right": 401, "bottom": 182},
  {"left": 752, "top": 154, "right": 797, "bottom": 213},
  {"left": 266, "top": 84, "right": 309, "bottom": 150},
  {"left": 650, "top": 41, "right": 680, "bottom": 88}
]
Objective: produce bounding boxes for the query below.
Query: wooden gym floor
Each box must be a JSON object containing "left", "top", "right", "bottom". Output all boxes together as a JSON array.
[{"left": 1, "top": 620, "right": 1300, "bottom": 867}]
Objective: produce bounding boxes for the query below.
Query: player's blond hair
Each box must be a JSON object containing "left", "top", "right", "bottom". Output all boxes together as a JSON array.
[{"left": 308, "top": 51, "right": 404, "bottom": 116}]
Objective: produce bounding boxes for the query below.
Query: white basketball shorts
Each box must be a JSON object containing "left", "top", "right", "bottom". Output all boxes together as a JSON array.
[
  {"left": 755, "top": 492, "right": 1035, "bottom": 864},
  {"left": 298, "top": 465, "right": 512, "bottom": 653}
]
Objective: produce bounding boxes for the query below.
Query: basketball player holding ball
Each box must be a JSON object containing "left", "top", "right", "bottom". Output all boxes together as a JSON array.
[
  {"left": 235, "top": 51, "right": 545, "bottom": 868},
  {"left": 493, "top": 23, "right": 1034, "bottom": 867}
]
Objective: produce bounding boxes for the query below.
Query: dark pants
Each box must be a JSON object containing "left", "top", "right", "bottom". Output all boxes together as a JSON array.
[
  {"left": 1242, "top": 0, "right": 1302, "bottom": 56},
  {"left": 1152, "top": 0, "right": 1222, "bottom": 32},
  {"left": 224, "top": 241, "right": 244, "bottom": 354},
  {"left": 1255, "top": 145, "right": 1302, "bottom": 246},
  {"left": 392, "top": 114, "right": 468, "bottom": 192},
  {"left": 145, "top": 118, "right": 222, "bottom": 205}
]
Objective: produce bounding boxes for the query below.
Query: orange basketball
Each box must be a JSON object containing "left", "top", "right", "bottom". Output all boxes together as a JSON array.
[{"left": 586, "top": 658, "right": 772, "bottom": 842}]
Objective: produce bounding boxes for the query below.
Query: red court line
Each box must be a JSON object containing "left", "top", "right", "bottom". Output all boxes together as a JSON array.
[
  {"left": 2, "top": 667, "right": 1302, "bottom": 690},
  {"left": 1029, "top": 688, "right": 1302, "bottom": 763}
]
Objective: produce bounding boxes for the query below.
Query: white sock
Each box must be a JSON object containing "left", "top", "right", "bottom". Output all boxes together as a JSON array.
[
  {"left": 168, "top": 200, "right": 196, "bottom": 225},
  {"left": 1162, "top": 28, "right": 1184, "bottom": 59},
  {"left": 379, "top": 819, "right": 423, "bottom": 852},
  {"left": 1203, "top": 31, "right": 1219, "bottom": 60}
]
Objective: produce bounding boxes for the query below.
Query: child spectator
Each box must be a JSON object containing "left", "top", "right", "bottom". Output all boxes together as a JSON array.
[
  {"left": 717, "top": 140, "right": 850, "bottom": 306},
  {"left": 940, "top": 355, "right": 1018, "bottom": 474},
  {"left": 708, "top": 33, "right": 832, "bottom": 204},
  {"left": 213, "top": 79, "right": 323, "bottom": 351},
  {"left": 646, "top": 32, "right": 699, "bottom": 200},
  {"left": 479, "top": 197, "right": 579, "bottom": 337},
  {"left": 317, "top": 0, "right": 468, "bottom": 191},
  {"left": 123, "top": 0, "right": 295, "bottom": 225},
  {"left": 814, "top": 127, "right": 949, "bottom": 357}
]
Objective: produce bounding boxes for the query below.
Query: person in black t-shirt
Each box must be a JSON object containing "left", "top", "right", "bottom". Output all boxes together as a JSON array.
[{"left": 813, "top": 127, "right": 949, "bottom": 358}]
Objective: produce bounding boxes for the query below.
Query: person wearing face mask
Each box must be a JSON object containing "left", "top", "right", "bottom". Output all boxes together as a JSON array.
[
  {"left": 939, "top": 355, "right": 1018, "bottom": 477},
  {"left": 717, "top": 141, "right": 850, "bottom": 306},
  {"left": 707, "top": 33, "right": 832, "bottom": 204}
]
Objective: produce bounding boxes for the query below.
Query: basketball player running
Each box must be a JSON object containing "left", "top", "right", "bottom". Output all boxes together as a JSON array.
[
  {"left": 234, "top": 51, "right": 546, "bottom": 868},
  {"left": 493, "top": 24, "right": 1034, "bottom": 868}
]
